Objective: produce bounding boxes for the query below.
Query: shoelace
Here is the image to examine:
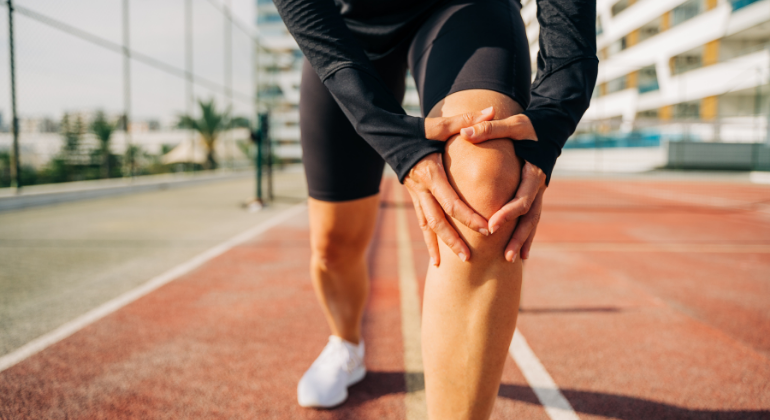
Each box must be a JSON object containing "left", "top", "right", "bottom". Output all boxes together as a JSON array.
[{"left": 315, "top": 339, "right": 361, "bottom": 374}]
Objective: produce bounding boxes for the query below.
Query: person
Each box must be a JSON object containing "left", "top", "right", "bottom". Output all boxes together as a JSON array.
[{"left": 273, "top": 0, "right": 598, "bottom": 417}]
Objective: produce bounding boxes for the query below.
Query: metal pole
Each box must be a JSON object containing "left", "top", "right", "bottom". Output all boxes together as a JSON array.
[
  {"left": 765, "top": 46, "right": 770, "bottom": 147},
  {"left": 253, "top": 3, "right": 261, "bottom": 203},
  {"left": 224, "top": 0, "right": 233, "bottom": 169},
  {"left": 6, "top": 0, "right": 20, "bottom": 191},
  {"left": 185, "top": 0, "right": 194, "bottom": 172},
  {"left": 122, "top": 0, "right": 133, "bottom": 178},
  {"left": 255, "top": 113, "right": 267, "bottom": 203},
  {"left": 266, "top": 115, "right": 273, "bottom": 201},
  {"left": 254, "top": 9, "right": 259, "bottom": 117}
]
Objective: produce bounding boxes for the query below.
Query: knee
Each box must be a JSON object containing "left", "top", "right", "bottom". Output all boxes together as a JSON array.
[
  {"left": 443, "top": 136, "right": 522, "bottom": 220},
  {"left": 311, "top": 230, "right": 369, "bottom": 273}
]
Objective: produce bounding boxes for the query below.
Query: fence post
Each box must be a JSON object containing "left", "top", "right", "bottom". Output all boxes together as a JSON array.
[
  {"left": 254, "top": 127, "right": 262, "bottom": 203},
  {"left": 266, "top": 117, "right": 273, "bottom": 201},
  {"left": 253, "top": 112, "right": 269, "bottom": 206},
  {"left": 122, "top": 0, "right": 133, "bottom": 178},
  {"left": 224, "top": 0, "right": 233, "bottom": 170},
  {"left": 185, "top": 0, "right": 194, "bottom": 172},
  {"left": 6, "top": 0, "right": 20, "bottom": 192}
]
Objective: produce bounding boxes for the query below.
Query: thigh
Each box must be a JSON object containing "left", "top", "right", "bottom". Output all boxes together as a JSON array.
[
  {"left": 299, "top": 57, "right": 407, "bottom": 202},
  {"left": 408, "top": 0, "right": 531, "bottom": 117}
]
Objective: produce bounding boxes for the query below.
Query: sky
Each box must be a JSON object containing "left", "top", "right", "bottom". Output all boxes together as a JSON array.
[{"left": 0, "top": 0, "right": 257, "bottom": 127}]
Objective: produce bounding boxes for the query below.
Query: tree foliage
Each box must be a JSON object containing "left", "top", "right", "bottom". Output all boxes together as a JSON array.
[
  {"left": 90, "top": 111, "right": 116, "bottom": 178},
  {"left": 177, "top": 99, "right": 251, "bottom": 169}
]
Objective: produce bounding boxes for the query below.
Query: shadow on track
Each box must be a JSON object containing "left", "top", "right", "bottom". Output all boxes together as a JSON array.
[
  {"left": 346, "top": 373, "right": 769, "bottom": 419},
  {"left": 498, "top": 384, "right": 770, "bottom": 420},
  {"left": 342, "top": 371, "right": 408, "bottom": 407}
]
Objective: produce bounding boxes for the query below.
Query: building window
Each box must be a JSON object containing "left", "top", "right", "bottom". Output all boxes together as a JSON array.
[
  {"left": 639, "top": 18, "right": 662, "bottom": 43},
  {"left": 612, "top": 0, "right": 633, "bottom": 16},
  {"left": 606, "top": 75, "right": 628, "bottom": 94},
  {"left": 638, "top": 65, "right": 659, "bottom": 93},
  {"left": 670, "top": 47, "right": 703, "bottom": 75},
  {"left": 673, "top": 100, "right": 701, "bottom": 119},
  {"left": 672, "top": 0, "right": 703, "bottom": 27},
  {"left": 608, "top": 37, "right": 626, "bottom": 55},
  {"left": 720, "top": 25, "right": 769, "bottom": 61},
  {"left": 637, "top": 109, "right": 659, "bottom": 119}
]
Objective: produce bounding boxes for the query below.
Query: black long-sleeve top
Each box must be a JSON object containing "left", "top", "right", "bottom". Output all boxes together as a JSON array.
[{"left": 273, "top": 0, "right": 598, "bottom": 184}]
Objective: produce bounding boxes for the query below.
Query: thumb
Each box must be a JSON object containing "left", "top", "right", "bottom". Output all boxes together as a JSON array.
[
  {"left": 460, "top": 119, "right": 514, "bottom": 144},
  {"left": 425, "top": 106, "right": 495, "bottom": 141}
]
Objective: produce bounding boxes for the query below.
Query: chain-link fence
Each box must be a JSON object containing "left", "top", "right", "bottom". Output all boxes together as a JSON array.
[{"left": 0, "top": 0, "right": 261, "bottom": 189}]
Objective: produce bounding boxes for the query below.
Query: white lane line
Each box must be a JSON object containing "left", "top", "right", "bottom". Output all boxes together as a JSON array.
[
  {"left": 394, "top": 185, "right": 428, "bottom": 420},
  {"left": 0, "top": 202, "right": 307, "bottom": 373},
  {"left": 510, "top": 329, "right": 580, "bottom": 420}
]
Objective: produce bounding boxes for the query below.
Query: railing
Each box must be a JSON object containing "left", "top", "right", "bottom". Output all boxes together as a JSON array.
[
  {"left": 572, "top": 117, "right": 770, "bottom": 149},
  {"left": 638, "top": 81, "right": 660, "bottom": 94}
]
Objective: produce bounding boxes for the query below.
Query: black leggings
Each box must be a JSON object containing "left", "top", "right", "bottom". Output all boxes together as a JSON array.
[{"left": 300, "top": 0, "right": 531, "bottom": 202}]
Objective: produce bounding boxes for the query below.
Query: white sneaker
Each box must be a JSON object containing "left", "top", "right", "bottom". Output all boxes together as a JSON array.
[{"left": 297, "top": 336, "right": 366, "bottom": 408}]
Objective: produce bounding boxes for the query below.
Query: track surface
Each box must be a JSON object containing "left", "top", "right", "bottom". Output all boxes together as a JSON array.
[{"left": 1, "top": 177, "right": 769, "bottom": 419}]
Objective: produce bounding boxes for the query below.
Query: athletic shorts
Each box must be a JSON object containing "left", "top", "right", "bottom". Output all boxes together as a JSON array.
[{"left": 300, "top": 0, "right": 531, "bottom": 202}]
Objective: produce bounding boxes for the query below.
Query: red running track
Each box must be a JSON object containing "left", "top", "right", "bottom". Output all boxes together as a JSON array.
[{"left": 1, "top": 177, "right": 769, "bottom": 419}]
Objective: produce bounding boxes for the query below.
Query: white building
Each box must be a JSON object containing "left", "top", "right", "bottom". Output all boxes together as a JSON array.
[
  {"left": 255, "top": 0, "right": 302, "bottom": 162},
  {"left": 522, "top": 0, "right": 770, "bottom": 145},
  {"left": 253, "top": 0, "right": 426, "bottom": 163}
]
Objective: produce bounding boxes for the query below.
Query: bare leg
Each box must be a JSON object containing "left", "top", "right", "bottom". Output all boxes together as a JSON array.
[
  {"left": 308, "top": 195, "right": 380, "bottom": 344},
  {"left": 422, "top": 90, "right": 524, "bottom": 419}
]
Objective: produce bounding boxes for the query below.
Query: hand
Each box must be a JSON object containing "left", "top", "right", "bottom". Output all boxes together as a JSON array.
[
  {"left": 404, "top": 107, "right": 497, "bottom": 266},
  {"left": 460, "top": 114, "right": 546, "bottom": 262}
]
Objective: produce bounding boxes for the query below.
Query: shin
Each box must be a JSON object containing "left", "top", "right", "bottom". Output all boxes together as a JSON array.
[
  {"left": 308, "top": 195, "right": 380, "bottom": 344},
  {"left": 422, "top": 90, "right": 524, "bottom": 420}
]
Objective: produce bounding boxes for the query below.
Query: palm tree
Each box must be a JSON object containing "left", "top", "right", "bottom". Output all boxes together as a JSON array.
[
  {"left": 90, "top": 111, "right": 115, "bottom": 178},
  {"left": 177, "top": 99, "right": 250, "bottom": 170}
]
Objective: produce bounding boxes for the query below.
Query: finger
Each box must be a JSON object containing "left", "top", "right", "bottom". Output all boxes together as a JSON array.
[
  {"left": 459, "top": 118, "right": 515, "bottom": 143},
  {"left": 424, "top": 106, "right": 495, "bottom": 141},
  {"left": 504, "top": 192, "right": 543, "bottom": 262},
  {"left": 408, "top": 188, "right": 440, "bottom": 267},
  {"left": 420, "top": 191, "right": 471, "bottom": 262},
  {"left": 521, "top": 225, "right": 538, "bottom": 260},
  {"left": 429, "top": 170, "right": 489, "bottom": 236},
  {"left": 488, "top": 172, "right": 541, "bottom": 234}
]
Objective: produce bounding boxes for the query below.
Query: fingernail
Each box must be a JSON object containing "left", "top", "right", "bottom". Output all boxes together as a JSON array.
[
  {"left": 489, "top": 225, "right": 497, "bottom": 234},
  {"left": 481, "top": 106, "right": 493, "bottom": 115},
  {"left": 458, "top": 252, "right": 467, "bottom": 262},
  {"left": 478, "top": 228, "right": 489, "bottom": 236},
  {"left": 512, "top": 253, "right": 518, "bottom": 263},
  {"left": 461, "top": 127, "right": 474, "bottom": 137},
  {"left": 505, "top": 250, "right": 514, "bottom": 261},
  {"left": 430, "top": 257, "right": 437, "bottom": 266}
]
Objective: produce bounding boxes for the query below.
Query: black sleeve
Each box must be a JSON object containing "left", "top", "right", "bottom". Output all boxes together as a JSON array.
[
  {"left": 519, "top": 0, "right": 599, "bottom": 185},
  {"left": 272, "top": 0, "right": 445, "bottom": 183}
]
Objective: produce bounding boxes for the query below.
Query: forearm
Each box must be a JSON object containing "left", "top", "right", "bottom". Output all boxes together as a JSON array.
[{"left": 523, "top": 0, "right": 599, "bottom": 184}]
